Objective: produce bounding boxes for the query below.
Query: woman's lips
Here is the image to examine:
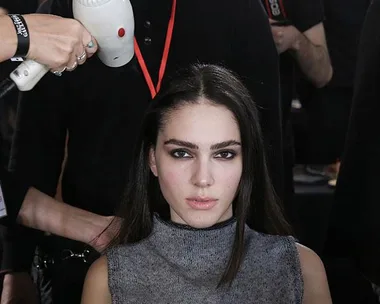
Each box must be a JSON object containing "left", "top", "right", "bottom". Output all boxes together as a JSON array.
[{"left": 186, "top": 197, "right": 218, "bottom": 210}]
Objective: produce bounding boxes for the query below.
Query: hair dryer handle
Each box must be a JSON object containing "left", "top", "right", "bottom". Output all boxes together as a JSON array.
[{"left": 9, "top": 60, "right": 50, "bottom": 91}]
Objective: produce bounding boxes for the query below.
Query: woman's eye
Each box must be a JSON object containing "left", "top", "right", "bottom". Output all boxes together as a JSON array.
[
  {"left": 171, "top": 150, "right": 192, "bottom": 158},
  {"left": 215, "top": 151, "right": 236, "bottom": 159}
]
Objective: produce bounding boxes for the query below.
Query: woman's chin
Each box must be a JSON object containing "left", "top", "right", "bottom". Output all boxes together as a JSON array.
[{"left": 179, "top": 212, "right": 226, "bottom": 229}]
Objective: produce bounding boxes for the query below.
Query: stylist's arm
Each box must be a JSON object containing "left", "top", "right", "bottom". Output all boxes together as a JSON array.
[
  {"left": 0, "top": 8, "right": 98, "bottom": 73},
  {"left": 0, "top": 8, "right": 99, "bottom": 304}
]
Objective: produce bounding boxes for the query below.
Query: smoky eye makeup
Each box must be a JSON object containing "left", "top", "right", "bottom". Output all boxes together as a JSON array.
[
  {"left": 163, "top": 139, "right": 241, "bottom": 160},
  {"left": 168, "top": 148, "right": 240, "bottom": 160},
  {"left": 214, "top": 150, "right": 238, "bottom": 159},
  {"left": 169, "top": 149, "right": 193, "bottom": 158}
]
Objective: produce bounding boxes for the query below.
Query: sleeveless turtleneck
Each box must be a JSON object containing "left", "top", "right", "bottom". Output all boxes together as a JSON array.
[{"left": 107, "top": 215, "right": 303, "bottom": 303}]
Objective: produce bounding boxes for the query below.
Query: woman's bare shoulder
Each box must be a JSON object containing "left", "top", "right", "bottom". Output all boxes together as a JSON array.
[
  {"left": 295, "top": 243, "right": 332, "bottom": 304},
  {"left": 81, "top": 255, "right": 112, "bottom": 304}
]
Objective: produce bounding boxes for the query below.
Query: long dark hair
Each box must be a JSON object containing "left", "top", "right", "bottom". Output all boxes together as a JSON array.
[{"left": 111, "top": 63, "right": 291, "bottom": 287}]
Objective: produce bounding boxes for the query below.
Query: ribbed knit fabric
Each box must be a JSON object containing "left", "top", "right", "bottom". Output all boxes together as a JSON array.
[{"left": 107, "top": 215, "right": 303, "bottom": 303}]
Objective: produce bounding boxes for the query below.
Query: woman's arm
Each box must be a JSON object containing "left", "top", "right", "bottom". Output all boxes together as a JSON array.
[
  {"left": 296, "top": 243, "right": 332, "bottom": 304},
  {"left": 81, "top": 256, "right": 112, "bottom": 304}
]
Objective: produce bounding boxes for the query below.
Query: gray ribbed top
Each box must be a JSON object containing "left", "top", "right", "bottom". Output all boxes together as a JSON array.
[{"left": 107, "top": 215, "right": 303, "bottom": 303}]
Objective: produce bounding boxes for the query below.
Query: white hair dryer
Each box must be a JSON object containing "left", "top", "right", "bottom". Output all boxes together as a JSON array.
[
  {"left": 6, "top": 0, "right": 135, "bottom": 92},
  {"left": 73, "top": 0, "right": 134, "bottom": 68}
]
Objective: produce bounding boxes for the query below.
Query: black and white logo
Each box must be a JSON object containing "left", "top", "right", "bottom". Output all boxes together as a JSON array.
[
  {"left": 268, "top": 0, "right": 281, "bottom": 16},
  {"left": 10, "top": 15, "right": 29, "bottom": 38}
]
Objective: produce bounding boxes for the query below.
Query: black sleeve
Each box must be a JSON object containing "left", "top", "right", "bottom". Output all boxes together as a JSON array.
[
  {"left": 0, "top": 0, "right": 39, "bottom": 13},
  {"left": 38, "top": 0, "right": 73, "bottom": 17},
  {"left": 0, "top": 171, "right": 35, "bottom": 273},
  {"left": 0, "top": 0, "right": 72, "bottom": 273},
  {"left": 0, "top": 169, "right": 29, "bottom": 226},
  {"left": 230, "top": 0, "right": 284, "bottom": 199},
  {"left": 287, "top": 0, "right": 324, "bottom": 32},
  {"left": 326, "top": 0, "right": 380, "bottom": 285}
]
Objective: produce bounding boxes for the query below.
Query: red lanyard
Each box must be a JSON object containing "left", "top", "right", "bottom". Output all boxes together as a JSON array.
[{"left": 134, "top": 0, "right": 177, "bottom": 99}]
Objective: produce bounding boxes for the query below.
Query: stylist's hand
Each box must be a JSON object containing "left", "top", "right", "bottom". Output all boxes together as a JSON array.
[
  {"left": 89, "top": 216, "right": 122, "bottom": 252},
  {"left": 269, "top": 18, "right": 300, "bottom": 54},
  {"left": 23, "top": 14, "right": 98, "bottom": 75}
]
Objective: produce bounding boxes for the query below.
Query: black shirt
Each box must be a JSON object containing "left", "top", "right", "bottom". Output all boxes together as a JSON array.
[
  {"left": 0, "top": 0, "right": 38, "bottom": 270},
  {"left": 19, "top": 0, "right": 283, "bottom": 212},
  {"left": 0, "top": 0, "right": 41, "bottom": 225},
  {"left": 0, "top": 169, "right": 28, "bottom": 225},
  {"left": 323, "top": 0, "right": 370, "bottom": 87},
  {"left": 0, "top": 88, "right": 22, "bottom": 226},
  {"left": 326, "top": 0, "right": 380, "bottom": 285},
  {"left": 0, "top": 0, "right": 39, "bottom": 13},
  {"left": 277, "top": 0, "right": 324, "bottom": 123},
  {"left": 5, "top": 0, "right": 283, "bottom": 270}
]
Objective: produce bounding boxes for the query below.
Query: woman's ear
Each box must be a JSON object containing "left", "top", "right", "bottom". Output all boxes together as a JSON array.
[{"left": 149, "top": 147, "right": 158, "bottom": 177}]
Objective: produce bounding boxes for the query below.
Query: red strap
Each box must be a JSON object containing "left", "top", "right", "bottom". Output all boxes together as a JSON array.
[
  {"left": 278, "top": 0, "right": 287, "bottom": 18},
  {"left": 265, "top": 0, "right": 273, "bottom": 18},
  {"left": 134, "top": 0, "right": 177, "bottom": 99},
  {"left": 134, "top": 39, "right": 156, "bottom": 97}
]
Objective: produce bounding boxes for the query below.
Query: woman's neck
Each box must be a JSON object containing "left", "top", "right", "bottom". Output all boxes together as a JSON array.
[{"left": 167, "top": 216, "right": 236, "bottom": 231}]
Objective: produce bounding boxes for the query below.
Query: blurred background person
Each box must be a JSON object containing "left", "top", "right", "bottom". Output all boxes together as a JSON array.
[{"left": 324, "top": 0, "right": 380, "bottom": 303}]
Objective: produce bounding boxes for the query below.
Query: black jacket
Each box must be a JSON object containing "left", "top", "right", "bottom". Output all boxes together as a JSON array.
[{"left": 326, "top": 0, "right": 380, "bottom": 285}]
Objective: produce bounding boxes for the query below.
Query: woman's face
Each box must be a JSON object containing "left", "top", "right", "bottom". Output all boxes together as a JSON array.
[{"left": 149, "top": 99, "right": 242, "bottom": 228}]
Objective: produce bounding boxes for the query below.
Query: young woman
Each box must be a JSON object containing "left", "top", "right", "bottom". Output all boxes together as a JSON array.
[{"left": 81, "top": 64, "right": 331, "bottom": 304}]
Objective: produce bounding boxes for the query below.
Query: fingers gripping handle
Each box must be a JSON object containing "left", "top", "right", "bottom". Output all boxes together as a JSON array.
[
  {"left": 73, "top": 0, "right": 135, "bottom": 68},
  {"left": 7, "top": 0, "right": 135, "bottom": 92}
]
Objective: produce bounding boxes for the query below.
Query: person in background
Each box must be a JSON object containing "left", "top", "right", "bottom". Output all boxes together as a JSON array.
[
  {"left": 297, "top": 0, "right": 370, "bottom": 187},
  {"left": 0, "top": 6, "right": 119, "bottom": 304},
  {"left": 0, "top": 6, "right": 98, "bottom": 220},
  {"left": 265, "top": 0, "right": 332, "bottom": 236},
  {"left": 325, "top": 0, "right": 380, "bottom": 302}
]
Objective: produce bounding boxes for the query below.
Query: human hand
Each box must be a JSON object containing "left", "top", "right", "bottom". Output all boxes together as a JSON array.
[
  {"left": 88, "top": 216, "right": 122, "bottom": 253},
  {"left": 1, "top": 272, "right": 38, "bottom": 304},
  {"left": 269, "top": 19, "right": 301, "bottom": 54},
  {"left": 22, "top": 14, "right": 98, "bottom": 75}
]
